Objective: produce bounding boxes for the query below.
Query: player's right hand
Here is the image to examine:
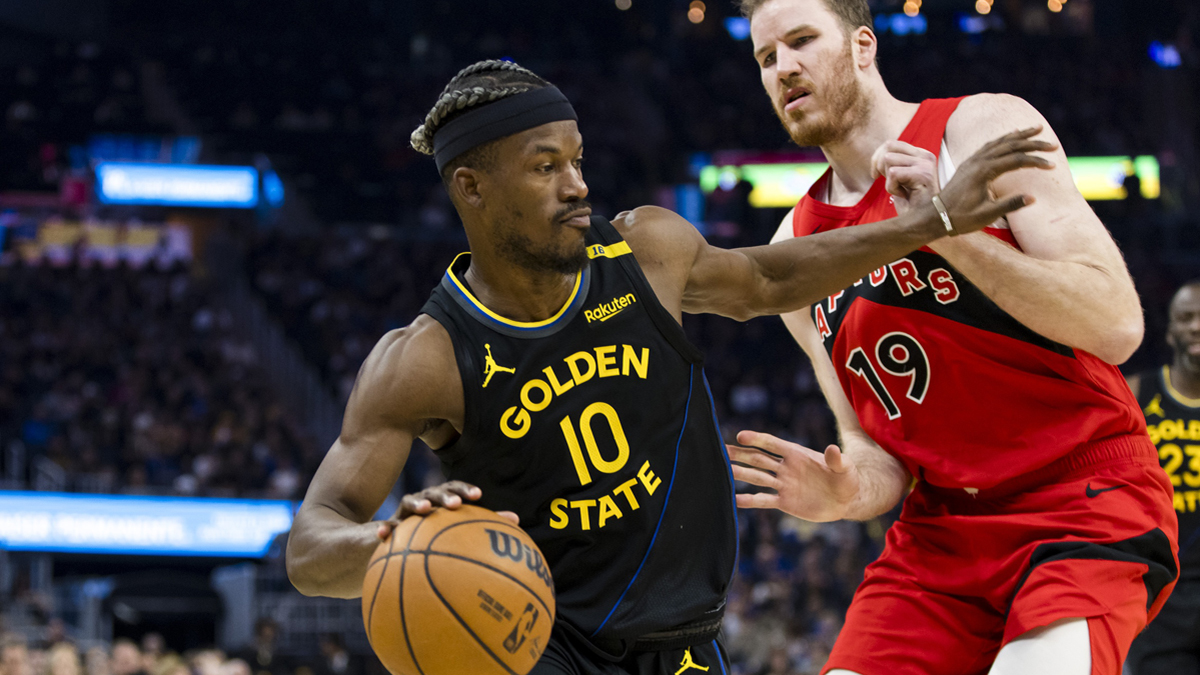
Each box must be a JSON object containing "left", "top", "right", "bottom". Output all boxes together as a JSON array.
[
  {"left": 376, "top": 481, "right": 520, "bottom": 541},
  {"left": 918, "top": 125, "right": 1057, "bottom": 237},
  {"left": 727, "top": 430, "right": 860, "bottom": 522}
]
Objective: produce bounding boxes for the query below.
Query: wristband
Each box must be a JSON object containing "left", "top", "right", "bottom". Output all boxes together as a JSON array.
[{"left": 930, "top": 195, "right": 958, "bottom": 237}]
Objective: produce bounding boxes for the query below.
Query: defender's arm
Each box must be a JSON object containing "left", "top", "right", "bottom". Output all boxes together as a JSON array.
[{"left": 937, "top": 94, "right": 1143, "bottom": 365}]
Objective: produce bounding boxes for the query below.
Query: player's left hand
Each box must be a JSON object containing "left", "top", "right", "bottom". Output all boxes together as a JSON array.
[
  {"left": 871, "top": 140, "right": 939, "bottom": 216},
  {"left": 727, "top": 430, "right": 860, "bottom": 522}
]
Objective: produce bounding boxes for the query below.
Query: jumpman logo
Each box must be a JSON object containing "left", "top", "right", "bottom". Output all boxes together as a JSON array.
[
  {"left": 674, "top": 648, "right": 709, "bottom": 674},
  {"left": 1144, "top": 393, "right": 1165, "bottom": 418},
  {"left": 482, "top": 344, "right": 516, "bottom": 388}
]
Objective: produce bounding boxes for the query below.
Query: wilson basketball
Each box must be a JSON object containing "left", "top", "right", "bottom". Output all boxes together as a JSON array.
[{"left": 362, "top": 505, "right": 556, "bottom": 675}]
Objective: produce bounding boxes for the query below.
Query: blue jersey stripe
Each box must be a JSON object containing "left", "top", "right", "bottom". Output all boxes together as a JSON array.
[
  {"left": 703, "top": 370, "right": 739, "bottom": 589},
  {"left": 712, "top": 639, "right": 728, "bottom": 675},
  {"left": 591, "top": 364, "right": 694, "bottom": 636}
]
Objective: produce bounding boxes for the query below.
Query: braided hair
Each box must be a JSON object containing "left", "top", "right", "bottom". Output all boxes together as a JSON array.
[{"left": 411, "top": 60, "right": 550, "bottom": 180}]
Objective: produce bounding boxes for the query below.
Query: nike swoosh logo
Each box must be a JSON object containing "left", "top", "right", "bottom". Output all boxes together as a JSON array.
[{"left": 1085, "top": 483, "right": 1126, "bottom": 498}]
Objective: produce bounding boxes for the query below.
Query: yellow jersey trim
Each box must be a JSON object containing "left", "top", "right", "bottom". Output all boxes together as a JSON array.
[
  {"left": 587, "top": 241, "right": 632, "bottom": 259},
  {"left": 445, "top": 252, "right": 584, "bottom": 329},
  {"left": 1163, "top": 365, "right": 1200, "bottom": 408}
]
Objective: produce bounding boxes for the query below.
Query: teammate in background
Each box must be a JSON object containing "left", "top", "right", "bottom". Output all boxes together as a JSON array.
[
  {"left": 284, "top": 59, "right": 1050, "bottom": 675},
  {"left": 1126, "top": 281, "right": 1200, "bottom": 674},
  {"left": 727, "top": 1, "right": 1178, "bottom": 674}
]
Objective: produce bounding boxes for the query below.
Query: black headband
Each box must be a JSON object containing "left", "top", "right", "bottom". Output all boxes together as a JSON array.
[{"left": 433, "top": 86, "right": 578, "bottom": 173}]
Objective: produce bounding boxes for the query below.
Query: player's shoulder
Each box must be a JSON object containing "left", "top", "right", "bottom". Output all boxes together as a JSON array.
[
  {"left": 611, "top": 206, "right": 693, "bottom": 245},
  {"left": 611, "top": 205, "right": 702, "bottom": 268},
  {"left": 354, "top": 316, "right": 458, "bottom": 414},
  {"left": 950, "top": 93, "right": 1046, "bottom": 127},
  {"left": 946, "top": 93, "right": 1052, "bottom": 154}
]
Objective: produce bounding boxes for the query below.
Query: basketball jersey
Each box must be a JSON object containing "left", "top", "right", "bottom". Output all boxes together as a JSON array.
[
  {"left": 791, "top": 97, "right": 1147, "bottom": 489},
  {"left": 419, "top": 216, "right": 737, "bottom": 642},
  {"left": 1136, "top": 366, "right": 1200, "bottom": 577}
]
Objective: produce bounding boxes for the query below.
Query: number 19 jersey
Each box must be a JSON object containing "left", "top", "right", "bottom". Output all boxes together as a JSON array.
[
  {"left": 791, "top": 98, "right": 1148, "bottom": 490},
  {"left": 419, "top": 216, "right": 737, "bottom": 642}
]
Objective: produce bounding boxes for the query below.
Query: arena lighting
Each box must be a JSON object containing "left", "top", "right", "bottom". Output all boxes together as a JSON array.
[
  {"left": 725, "top": 16, "right": 752, "bottom": 40},
  {"left": 688, "top": 7, "right": 705, "bottom": 23},
  {"left": 903, "top": 1, "right": 920, "bottom": 17},
  {"left": 875, "top": 13, "right": 929, "bottom": 35},
  {"left": 1149, "top": 42, "right": 1183, "bottom": 69},
  {"left": 96, "top": 162, "right": 259, "bottom": 208},
  {"left": 1048, "top": 0, "right": 1063, "bottom": 12},
  {"left": 975, "top": 0, "right": 992, "bottom": 14},
  {"left": 698, "top": 156, "right": 1161, "bottom": 207},
  {"left": 615, "top": 0, "right": 631, "bottom": 10},
  {"left": 958, "top": 14, "right": 990, "bottom": 33},
  {"left": 0, "top": 491, "right": 293, "bottom": 557}
]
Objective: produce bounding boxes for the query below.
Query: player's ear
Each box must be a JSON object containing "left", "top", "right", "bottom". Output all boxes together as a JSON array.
[
  {"left": 450, "top": 167, "right": 485, "bottom": 210},
  {"left": 851, "top": 26, "right": 877, "bottom": 70}
]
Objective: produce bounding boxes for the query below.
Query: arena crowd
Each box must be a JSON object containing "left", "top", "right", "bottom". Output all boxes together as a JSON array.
[{"left": 1, "top": 0, "right": 1198, "bottom": 672}]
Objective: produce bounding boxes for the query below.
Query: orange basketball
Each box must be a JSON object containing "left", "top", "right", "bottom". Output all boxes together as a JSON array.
[{"left": 362, "top": 505, "right": 556, "bottom": 675}]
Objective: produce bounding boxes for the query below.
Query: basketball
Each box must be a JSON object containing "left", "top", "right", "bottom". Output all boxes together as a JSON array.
[{"left": 361, "top": 505, "right": 556, "bottom": 675}]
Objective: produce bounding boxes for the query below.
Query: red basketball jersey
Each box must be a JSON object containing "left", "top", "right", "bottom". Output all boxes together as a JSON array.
[{"left": 793, "top": 97, "right": 1147, "bottom": 489}]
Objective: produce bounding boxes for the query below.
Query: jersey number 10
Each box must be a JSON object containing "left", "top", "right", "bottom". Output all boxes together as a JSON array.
[
  {"left": 559, "top": 402, "right": 630, "bottom": 486},
  {"left": 846, "top": 332, "right": 930, "bottom": 420}
]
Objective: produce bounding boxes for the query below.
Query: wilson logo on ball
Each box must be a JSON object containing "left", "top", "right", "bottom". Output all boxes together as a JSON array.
[{"left": 486, "top": 529, "right": 553, "bottom": 588}]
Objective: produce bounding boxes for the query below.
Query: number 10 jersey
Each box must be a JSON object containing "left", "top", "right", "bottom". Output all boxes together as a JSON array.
[
  {"left": 419, "top": 216, "right": 737, "bottom": 643},
  {"left": 791, "top": 98, "right": 1147, "bottom": 490}
]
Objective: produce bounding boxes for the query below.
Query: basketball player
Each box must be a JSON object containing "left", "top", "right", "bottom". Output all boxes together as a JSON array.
[
  {"left": 726, "top": 1, "right": 1178, "bottom": 674},
  {"left": 1125, "top": 282, "right": 1200, "bottom": 674},
  {"left": 285, "top": 59, "right": 1051, "bottom": 675}
]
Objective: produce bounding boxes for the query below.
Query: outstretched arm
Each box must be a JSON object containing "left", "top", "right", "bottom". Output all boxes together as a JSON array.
[{"left": 626, "top": 127, "right": 1053, "bottom": 321}]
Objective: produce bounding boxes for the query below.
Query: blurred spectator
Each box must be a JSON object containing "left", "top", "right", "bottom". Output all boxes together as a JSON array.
[
  {"left": 46, "top": 643, "right": 81, "bottom": 675},
  {"left": 83, "top": 647, "right": 109, "bottom": 675},
  {"left": 1, "top": 635, "right": 33, "bottom": 675},
  {"left": 150, "top": 655, "right": 187, "bottom": 675},
  {"left": 186, "top": 649, "right": 223, "bottom": 675},
  {"left": 109, "top": 640, "right": 146, "bottom": 675},
  {"left": 234, "top": 620, "right": 289, "bottom": 675},
  {"left": 139, "top": 635, "right": 164, "bottom": 675},
  {"left": 217, "top": 659, "right": 250, "bottom": 675},
  {"left": 312, "top": 636, "right": 359, "bottom": 675}
]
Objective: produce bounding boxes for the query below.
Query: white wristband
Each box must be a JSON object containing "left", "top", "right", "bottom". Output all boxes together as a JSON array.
[{"left": 930, "top": 195, "right": 958, "bottom": 237}]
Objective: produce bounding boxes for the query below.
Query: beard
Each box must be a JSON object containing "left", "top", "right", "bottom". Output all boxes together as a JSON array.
[
  {"left": 775, "top": 42, "right": 872, "bottom": 148},
  {"left": 494, "top": 203, "right": 590, "bottom": 276}
]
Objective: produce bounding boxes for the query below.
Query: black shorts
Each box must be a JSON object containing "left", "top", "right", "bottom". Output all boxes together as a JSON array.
[
  {"left": 1127, "top": 577, "right": 1200, "bottom": 675},
  {"left": 530, "top": 628, "right": 729, "bottom": 675}
]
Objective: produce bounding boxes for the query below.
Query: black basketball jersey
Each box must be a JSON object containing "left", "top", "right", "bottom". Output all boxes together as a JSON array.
[
  {"left": 1137, "top": 365, "right": 1200, "bottom": 577},
  {"left": 419, "top": 216, "right": 738, "bottom": 642}
]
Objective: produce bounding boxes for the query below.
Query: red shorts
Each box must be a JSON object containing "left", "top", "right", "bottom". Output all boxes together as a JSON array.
[{"left": 823, "top": 434, "right": 1179, "bottom": 675}]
